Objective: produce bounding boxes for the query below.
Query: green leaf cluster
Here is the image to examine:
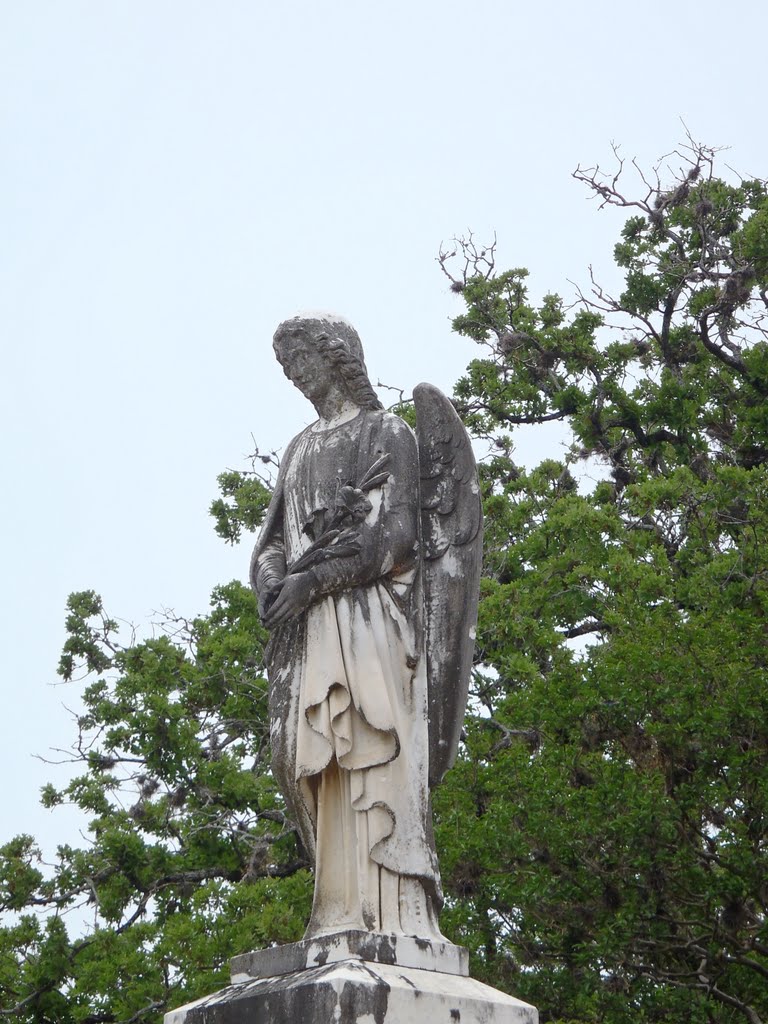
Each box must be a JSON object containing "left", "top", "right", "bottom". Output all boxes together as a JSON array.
[
  {"left": 1, "top": 578, "right": 311, "bottom": 1021},
  {"left": 434, "top": 144, "right": 768, "bottom": 1023}
]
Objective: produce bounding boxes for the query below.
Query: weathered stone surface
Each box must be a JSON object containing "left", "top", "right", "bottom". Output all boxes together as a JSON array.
[
  {"left": 165, "top": 959, "right": 537, "bottom": 1024},
  {"left": 250, "top": 314, "right": 483, "bottom": 938},
  {"left": 414, "top": 382, "right": 483, "bottom": 788},
  {"left": 230, "top": 929, "right": 469, "bottom": 982},
  {"left": 165, "top": 314, "right": 538, "bottom": 1024}
]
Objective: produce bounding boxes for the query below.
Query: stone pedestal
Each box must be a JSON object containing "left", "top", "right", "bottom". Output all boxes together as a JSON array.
[{"left": 165, "top": 931, "right": 537, "bottom": 1024}]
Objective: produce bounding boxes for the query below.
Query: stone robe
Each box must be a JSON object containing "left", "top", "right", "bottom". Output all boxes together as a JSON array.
[{"left": 251, "top": 408, "right": 442, "bottom": 938}]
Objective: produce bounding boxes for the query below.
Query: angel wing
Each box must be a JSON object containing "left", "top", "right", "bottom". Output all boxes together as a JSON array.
[{"left": 414, "top": 383, "right": 483, "bottom": 788}]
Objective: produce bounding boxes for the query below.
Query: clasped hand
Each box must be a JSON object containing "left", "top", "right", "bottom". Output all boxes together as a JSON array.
[{"left": 261, "top": 572, "right": 318, "bottom": 629}]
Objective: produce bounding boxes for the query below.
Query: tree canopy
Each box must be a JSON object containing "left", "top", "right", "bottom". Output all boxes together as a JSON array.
[{"left": 2, "top": 138, "right": 767, "bottom": 1024}]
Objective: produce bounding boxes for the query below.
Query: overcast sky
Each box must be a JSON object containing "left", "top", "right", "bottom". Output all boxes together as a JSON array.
[{"left": 2, "top": 1, "right": 766, "bottom": 863}]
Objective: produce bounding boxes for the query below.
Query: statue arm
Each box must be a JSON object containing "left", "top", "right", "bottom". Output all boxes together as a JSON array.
[
  {"left": 249, "top": 445, "right": 295, "bottom": 621},
  {"left": 308, "top": 415, "right": 419, "bottom": 597},
  {"left": 261, "top": 417, "right": 419, "bottom": 629},
  {"left": 249, "top": 432, "right": 308, "bottom": 605},
  {"left": 250, "top": 516, "right": 287, "bottom": 619},
  {"left": 251, "top": 534, "right": 286, "bottom": 592}
]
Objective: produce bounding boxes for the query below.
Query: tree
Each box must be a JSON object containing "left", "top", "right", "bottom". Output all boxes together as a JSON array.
[
  {"left": 0, "top": 579, "right": 313, "bottom": 1023},
  {"left": 1, "top": 138, "right": 766, "bottom": 1024},
  {"left": 433, "top": 138, "right": 768, "bottom": 1023}
]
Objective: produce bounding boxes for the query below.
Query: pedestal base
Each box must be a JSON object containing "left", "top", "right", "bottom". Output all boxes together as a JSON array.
[
  {"left": 166, "top": 959, "right": 536, "bottom": 1024},
  {"left": 165, "top": 932, "right": 537, "bottom": 1024},
  {"left": 231, "top": 929, "right": 469, "bottom": 981}
]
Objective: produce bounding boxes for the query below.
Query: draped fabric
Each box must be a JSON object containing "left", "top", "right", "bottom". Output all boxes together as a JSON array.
[{"left": 252, "top": 410, "right": 442, "bottom": 936}]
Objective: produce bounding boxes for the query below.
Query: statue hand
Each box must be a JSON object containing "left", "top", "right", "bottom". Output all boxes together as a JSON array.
[
  {"left": 258, "top": 579, "right": 284, "bottom": 622},
  {"left": 262, "top": 572, "right": 318, "bottom": 629}
]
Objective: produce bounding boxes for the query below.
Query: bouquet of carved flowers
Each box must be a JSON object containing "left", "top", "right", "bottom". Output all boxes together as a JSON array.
[{"left": 288, "top": 454, "right": 391, "bottom": 576}]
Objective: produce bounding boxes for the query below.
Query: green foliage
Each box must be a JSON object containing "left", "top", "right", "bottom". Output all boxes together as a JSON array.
[
  {"left": 1, "top": 581, "right": 311, "bottom": 1021},
  {"left": 434, "top": 142, "right": 768, "bottom": 1023},
  {"left": 209, "top": 458, "right": 274, "bottom": 545},
  {"left": 2, "top": 140, "right": 767, "bottom": 1023}
]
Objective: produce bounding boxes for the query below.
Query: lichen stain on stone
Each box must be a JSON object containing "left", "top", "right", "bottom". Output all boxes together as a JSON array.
[
  {"left": 338, "top": 966, "right": 390, "bottom": 1024},
  {"left": 359, "top": 932, "right": 396, "bottom": 965},
  {"left": 180, "top": 965, "right": 341, "bottom": 1023},
  {"left": 258, "top": 966, "right": 343, "bottom": 1023}
]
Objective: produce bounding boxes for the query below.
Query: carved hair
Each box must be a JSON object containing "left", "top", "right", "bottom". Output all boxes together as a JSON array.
[{"left": 273, "top": 315, "right": 383, "bottom": 412}]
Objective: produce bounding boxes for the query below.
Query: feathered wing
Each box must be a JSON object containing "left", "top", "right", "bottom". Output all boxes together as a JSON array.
[{"left": 414, "top": 383, "right": 483, "bottom": 788}]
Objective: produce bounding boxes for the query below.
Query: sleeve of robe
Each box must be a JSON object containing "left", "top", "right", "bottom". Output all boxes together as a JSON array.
[
  {"left": 308, "top": 414, "right": 420, "bottom": 597},
  {"left": 249, "top": 434, "right": 301, "bottom": 598}
]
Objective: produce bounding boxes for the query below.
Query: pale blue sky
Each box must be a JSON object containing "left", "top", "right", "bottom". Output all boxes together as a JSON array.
[{"left": 1, "top": 1, "right": 765, "bottom": 862}]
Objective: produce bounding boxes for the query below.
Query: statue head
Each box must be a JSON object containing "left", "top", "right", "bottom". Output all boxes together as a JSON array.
[{"left": 273, "top": 313, "right": 383, "bottom": 412}]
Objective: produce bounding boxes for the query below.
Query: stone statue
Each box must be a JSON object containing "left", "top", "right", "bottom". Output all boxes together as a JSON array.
[
  {"left": 250, "top": 313, "right": 482, "bottom": 941},
  {"left": 166, "top": 316, "right": 536, "bottom": 1022}
]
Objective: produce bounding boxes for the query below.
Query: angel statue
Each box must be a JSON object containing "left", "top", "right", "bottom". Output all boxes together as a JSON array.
[{"left": 250, "top": 313, "right": 482, "bottom": 942}]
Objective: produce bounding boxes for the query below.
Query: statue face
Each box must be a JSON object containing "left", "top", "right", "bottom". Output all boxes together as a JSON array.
[{"left": 273, "top": 332, "right": 333, "bottom": 406}]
